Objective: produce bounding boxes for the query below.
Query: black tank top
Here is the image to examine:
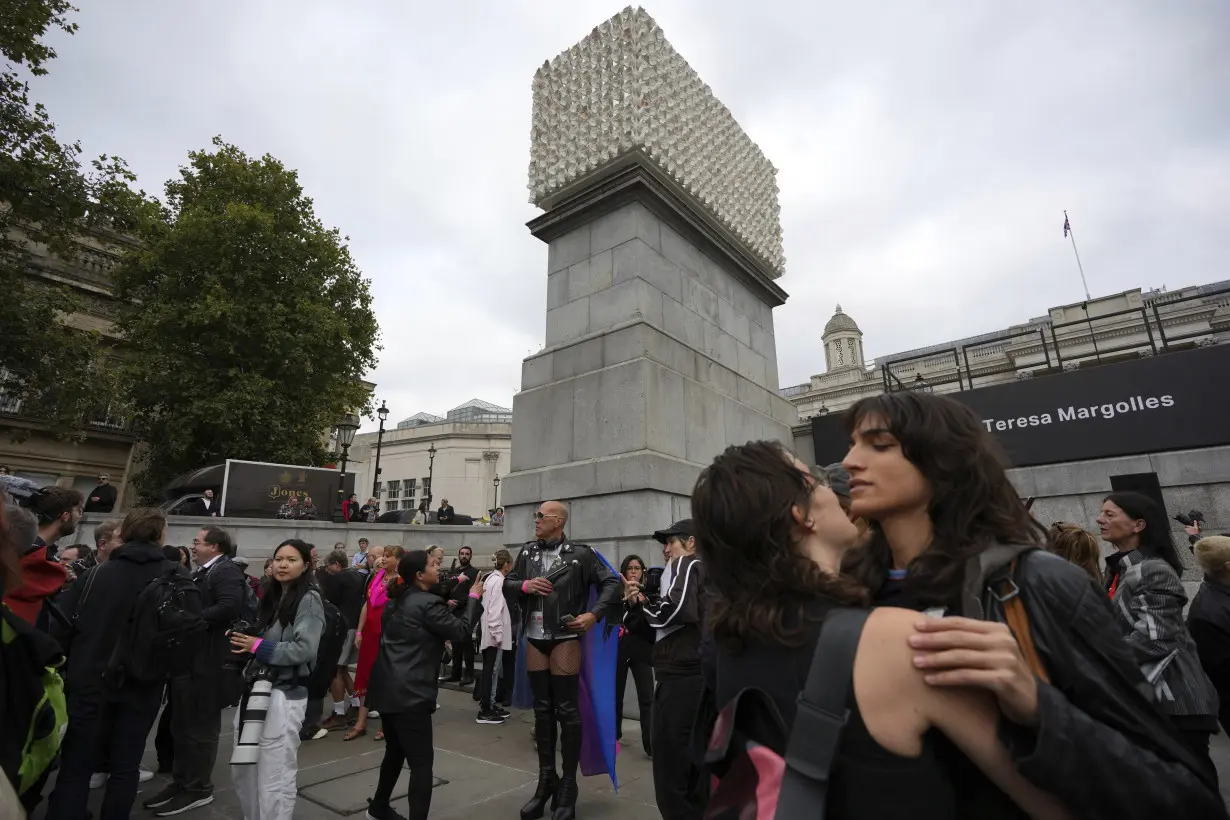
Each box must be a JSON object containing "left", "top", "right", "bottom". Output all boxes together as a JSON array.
[{"left": 714, "top": 598, "right": 955, "bottom": 820}]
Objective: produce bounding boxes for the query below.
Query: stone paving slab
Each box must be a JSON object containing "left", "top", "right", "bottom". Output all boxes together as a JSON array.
[{"left": 34, "top": 687, "right": 658, "bottom": 819}]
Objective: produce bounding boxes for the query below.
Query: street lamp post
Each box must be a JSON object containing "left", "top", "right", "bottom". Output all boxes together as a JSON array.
[
  {"left": 426, "top": 443, "right": 437, "bottom": 522},
  {"left": 332, "top": 412, "right": 361, "bottom": 523},
  {"left": 493, "top": 474, "right": 500, "bottom": 511},
  {"left": 372, "top": 400, "right": 389, "bottom": 497}
]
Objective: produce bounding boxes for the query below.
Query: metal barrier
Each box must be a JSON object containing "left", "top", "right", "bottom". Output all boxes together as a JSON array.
[
  {"left": 882, "top": 347, "right": 963, "bottom": 394},
  {"left": 962, "top": 327, "right": 1052, "bottom": 389},
  {"left": 881, "top": 284, "right": 1230, "bottom": 395},
  {"left": 1048, "top": 304, "right": 1157, "bottom": 369}
]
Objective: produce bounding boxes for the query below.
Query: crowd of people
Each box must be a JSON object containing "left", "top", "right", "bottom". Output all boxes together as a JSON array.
[{"left": 4, "top": 391, "right": 1230, "bottom": 820}]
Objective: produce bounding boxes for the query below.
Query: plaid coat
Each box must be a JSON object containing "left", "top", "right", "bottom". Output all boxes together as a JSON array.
[{"left": 1111, "top": 550, "right": 1219, "bottom": 719}]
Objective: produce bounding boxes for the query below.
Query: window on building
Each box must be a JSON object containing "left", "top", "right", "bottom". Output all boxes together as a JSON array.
[
  {"left": 374, "top": 481, "right": 383, "bottom": 497},
  {"left": 402, "top": 499, "right": 416, "bottom": 510},
  {"left": 387, "top": 479, "right": 401, "bottom": 498},
  {"left": 405, "top": 478, "right": 417, "bottom": 495}
]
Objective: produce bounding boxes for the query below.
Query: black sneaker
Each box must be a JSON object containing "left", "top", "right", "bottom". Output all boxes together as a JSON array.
[
  {"left": 476, "top": 710, "right": 506, "bottom": 725},
  {"left": 152, "top": 791, "right": 214, "bottom": 816},
  {"left": 494, "top": 706, "right": 512, "bottom": 718},
  {"left": 366, "top": 797, "right": 409, "bottom": 820},
  {"left": 142, "top": 783, "right": 183, "bottom": 810}
]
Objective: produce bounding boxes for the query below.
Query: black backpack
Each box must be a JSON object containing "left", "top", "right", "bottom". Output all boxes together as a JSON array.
[
  {"left": 307, "top": 598, "right": 348, "bottom": 699},
  {"left": 704, "top": 609, "right": 868, "bottom": 820},
  {"left": 108, "top": 564, "right": 205, "bottom": 684}
]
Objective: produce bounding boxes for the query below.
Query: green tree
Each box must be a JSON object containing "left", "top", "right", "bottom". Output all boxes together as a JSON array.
[
  {"left": 114, "top": 137, "right": 380, "bottom": 500},
  {"left": 0, "top": 1, "right": 150, "bottom": 434}
]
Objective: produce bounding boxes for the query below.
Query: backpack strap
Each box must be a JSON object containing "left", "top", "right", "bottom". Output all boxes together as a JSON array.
[
  {"left": 775, "top": 608, "right": 870, "bottom": 820},
  {"left": 990, "top": 557, "right": 1050, "bottom": 684}
]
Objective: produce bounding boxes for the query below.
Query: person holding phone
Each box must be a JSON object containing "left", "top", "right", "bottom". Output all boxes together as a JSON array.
[{"left": 364, "top": 551, "right": 483, "bottom": 820}]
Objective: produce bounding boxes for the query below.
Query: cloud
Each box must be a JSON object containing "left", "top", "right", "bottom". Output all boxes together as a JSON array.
[{"left": 31, "top": 0, "right": 1230, "bottom": 425}]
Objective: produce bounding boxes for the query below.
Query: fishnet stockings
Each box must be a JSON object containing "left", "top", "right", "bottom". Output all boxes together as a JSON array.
[{"left": 525, "top": 640, "right": 582, "bottom": 676}]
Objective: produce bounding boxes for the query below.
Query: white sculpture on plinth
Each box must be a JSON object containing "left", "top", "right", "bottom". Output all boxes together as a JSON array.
[{"left": 528, "top": 5, "right": 785, "bottom": 277}]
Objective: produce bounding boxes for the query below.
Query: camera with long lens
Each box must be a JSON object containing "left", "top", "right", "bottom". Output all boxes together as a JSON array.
[{"left": 230, "top": 664, "right": 277, "bottom": 765}]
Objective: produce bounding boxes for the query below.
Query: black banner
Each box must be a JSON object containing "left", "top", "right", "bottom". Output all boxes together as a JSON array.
[
  {"left": 812, "top": 343, "right": 1230, "bottom": 469},
  {"left": 221, "top": 460, "right": 356, "bottom": 519}
]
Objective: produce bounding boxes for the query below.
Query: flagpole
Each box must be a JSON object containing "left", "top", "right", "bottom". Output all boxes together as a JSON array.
[{"left": 1064, "top": 210, "right": 1091, "bottom": 300}]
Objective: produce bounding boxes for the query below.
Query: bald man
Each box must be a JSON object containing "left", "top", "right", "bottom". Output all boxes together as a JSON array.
[{"left": 504, "top": 500, "right": 620, "bottom": 820}]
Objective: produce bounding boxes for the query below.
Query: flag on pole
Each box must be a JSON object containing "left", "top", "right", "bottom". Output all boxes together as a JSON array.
[{"left": 1063, "top": 213, "right": 1071, "bottom": 237}]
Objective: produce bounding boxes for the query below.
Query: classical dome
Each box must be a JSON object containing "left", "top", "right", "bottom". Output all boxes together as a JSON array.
[{"left": 823, "top": 305, "right": 861, "bottom": 336}]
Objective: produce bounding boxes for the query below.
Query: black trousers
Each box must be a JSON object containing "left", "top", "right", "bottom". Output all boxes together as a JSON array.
[
  {"left": 154, "top": 688, "right": 174, "bottom": 770},
  {"left": 170, "top": 673, "right": 223, "bottom": 794},
  {"left": 372, "top": 707, "right": 434, "bottom": 820},
  {"left": 300, "top": 697, "right": 325, "bottom": 739},
  {"left": 450, "top": 630, "right": 475, "bottom": 680},
  {"left": 497, "top": 646, "right": 516, "bottom": 703},
  {"left": 478, "top": 646, "right": 506, "bottom": 711},
  {"left": 46, "top": 685, "right": 162, "bottom": 820},
  {"left": 615, "top": 635, "right": 654, "bottom": 753},
  {"left": 652, "top": 675, "right": 708, "bottom": 820}
]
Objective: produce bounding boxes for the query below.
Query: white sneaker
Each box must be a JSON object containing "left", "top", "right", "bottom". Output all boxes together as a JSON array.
[
  {"left": 367, "top": 710, "right": 380, "bottom": 719},
  {"left": 138, "top": 767, "right": 154, "bottom": 783},
  {"left": 90, "top": 772, "right": 108, "bottom": 789},
  {"left": 312, "top": 727, "right": 328, "bottom": 740}
]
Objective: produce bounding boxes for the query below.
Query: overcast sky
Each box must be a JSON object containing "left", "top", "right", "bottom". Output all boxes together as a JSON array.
[{"left": 34, "top": 1, "right": 1230, "bottom": 429}]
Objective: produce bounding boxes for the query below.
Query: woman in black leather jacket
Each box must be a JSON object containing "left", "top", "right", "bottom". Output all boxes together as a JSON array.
[
  {"left": 364, "top": 550, "right": 484, "bottom": 820},
  {"left": 840, "top": 391, "right": 1226, "bottom": 820}
]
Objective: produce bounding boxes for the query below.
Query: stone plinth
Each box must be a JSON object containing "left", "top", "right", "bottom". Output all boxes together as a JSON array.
[{"left": 504, "top": 9, "right": 797, "bottom": 564}]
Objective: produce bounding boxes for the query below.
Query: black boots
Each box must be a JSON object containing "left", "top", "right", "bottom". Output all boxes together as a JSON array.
[
  {"left": 552, "top": 777, "right": 578, "bottom": 820},
  {"left": 521, "top": 671, "right": 559, "bottom": 820},
  {"left": 521, "top": 769, "right": 560, "bottom": 820},
  {"left": 551, "top": 674, "right": 582, "bottom": 820}
]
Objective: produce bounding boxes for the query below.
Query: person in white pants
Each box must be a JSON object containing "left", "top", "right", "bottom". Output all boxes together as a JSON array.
[{"left": 226, "top": 539, "right": 325, "bottom": 820}]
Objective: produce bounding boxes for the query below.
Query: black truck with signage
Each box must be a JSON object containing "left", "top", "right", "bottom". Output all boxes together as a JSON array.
[{"left": 162, "top": 459, "right": 356, "bottom": 519}]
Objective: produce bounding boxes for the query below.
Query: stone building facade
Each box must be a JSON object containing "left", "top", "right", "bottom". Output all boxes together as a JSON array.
[
  {"left": 346, "top": 399, "right": 512, "bottom": 521},
  {"left": 0, "top": 226, "right": 140, "bottom": 505},
  {"left": 784, "top": 278, "right": 1230, "bottom": 421}
]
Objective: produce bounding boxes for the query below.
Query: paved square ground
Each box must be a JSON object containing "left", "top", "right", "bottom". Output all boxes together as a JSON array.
[
  {"left": 33, "top": 686, "right": 660, "bottom": 819},
  {"left": 29, "top": 684, "right": 1230, "bottom": 817}
]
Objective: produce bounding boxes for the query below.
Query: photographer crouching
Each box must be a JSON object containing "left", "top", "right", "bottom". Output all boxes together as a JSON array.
[{"left": 226, "top": 538, "right": 325, "bottom": 820}]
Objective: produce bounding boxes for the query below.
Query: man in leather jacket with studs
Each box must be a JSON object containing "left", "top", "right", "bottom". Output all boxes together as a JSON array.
[{"left": 503, "top": 500, "right": 621, "bottom": 820}]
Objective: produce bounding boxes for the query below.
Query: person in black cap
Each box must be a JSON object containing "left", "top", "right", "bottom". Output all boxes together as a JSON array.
[{"left": 624, "top": 519, "right": 708, "bottom": 820}]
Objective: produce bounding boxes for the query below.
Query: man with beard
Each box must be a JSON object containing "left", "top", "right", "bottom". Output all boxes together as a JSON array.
[
  {"left": 442, "top": 546, "right": 478, "bottom": 686},
  {"left": 3, "top": 486, "right": 80, "bottom": 628}
]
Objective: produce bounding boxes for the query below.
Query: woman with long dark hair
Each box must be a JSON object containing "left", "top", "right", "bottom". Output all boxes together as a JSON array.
[
  {"left": 840, "top": 391, "right": 1224, "bottom": 818},
  {"left": 226, "top": 538, "right": 325, "bottom": 820},
  {"left": 697, "top": 440, "right": 1067, "bottom": 819},
  {"left": 364, "top": 550, "right": 484, "bottom": 820},
  {"left": 1097, "top": 491, "right": 1218, "bottom": 761},
  {"left": 615, "top": 554, "right": 654, "bottom": 755}
]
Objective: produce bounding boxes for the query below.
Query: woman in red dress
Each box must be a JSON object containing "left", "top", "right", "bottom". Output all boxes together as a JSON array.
[{"left": 346, "top": 546, "right": 405, "bottom": 740}]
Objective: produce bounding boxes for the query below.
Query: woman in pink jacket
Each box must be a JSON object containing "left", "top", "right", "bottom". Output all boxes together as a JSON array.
[{"left": 476, "top": 549, "right": 513, "bottom": 725}]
